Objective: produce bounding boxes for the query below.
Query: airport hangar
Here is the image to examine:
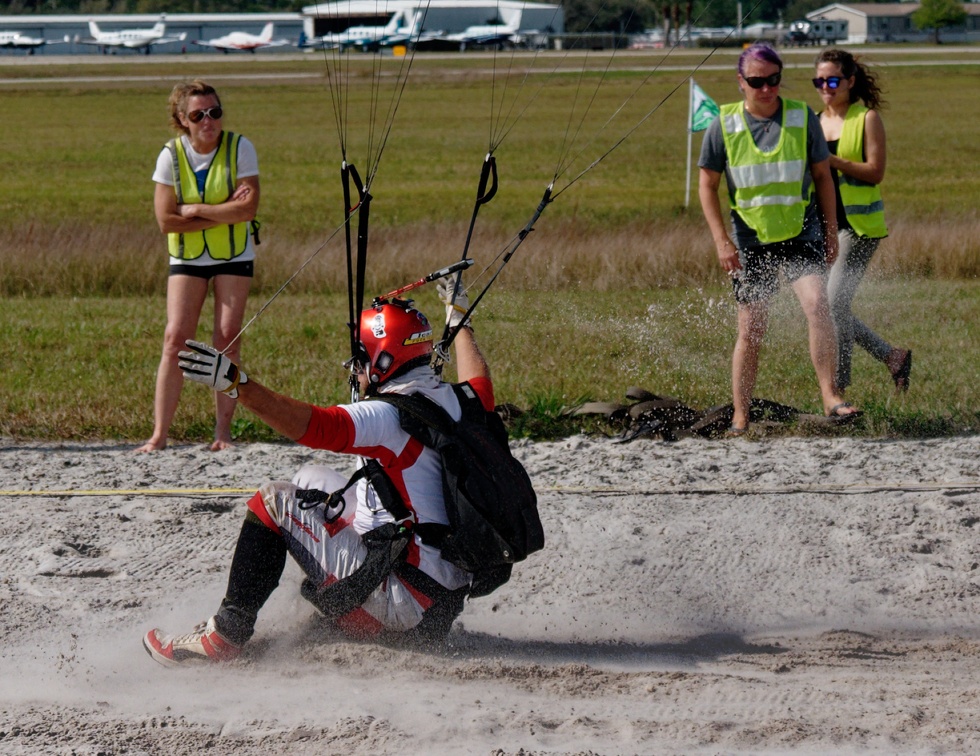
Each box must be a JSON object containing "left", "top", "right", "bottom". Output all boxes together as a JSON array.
[
  {"left": 301, "top": 0, "right": 564, "bottom": 41},
  {"left": 0, "top": 2, "right": 562, "bottom": 56}
]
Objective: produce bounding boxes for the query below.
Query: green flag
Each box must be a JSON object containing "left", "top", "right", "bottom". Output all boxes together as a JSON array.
[{"left": 691, "top": 81, "right": 720, "bottom": 133}]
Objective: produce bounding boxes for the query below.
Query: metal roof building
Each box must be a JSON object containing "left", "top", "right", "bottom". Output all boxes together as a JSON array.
[
  {"left": 805, "top": 3, "right": 980, "bottom": 43},
  {"left": 300, "top": 0, "right": 563, "bottom": 39},
  {"left": 0, "top": 5, "right": 564, "bottom": 56}
]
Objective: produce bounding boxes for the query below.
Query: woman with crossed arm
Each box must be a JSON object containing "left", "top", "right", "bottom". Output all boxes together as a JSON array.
[{"left": 137, "top": 80, "right": 260, "bottom": 453}]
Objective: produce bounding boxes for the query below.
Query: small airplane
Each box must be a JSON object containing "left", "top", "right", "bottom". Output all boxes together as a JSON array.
[
  {"left": 193, "top": 23, "right": 289, "bottom": 53},
  {"left": 300, "top": 24, "right": 396, "bottom": 51},
  {"left": 78, "top": 16, "right": 186, "bottom": 55},
  {"left": 0, "top": 31, "right": 69, "bottom": 54},
  {"left": 440, "top": 22, "right": 525, "bottom": 51},
  {"left": 299, "top": 11, "right": 440, "bottom": 52}
]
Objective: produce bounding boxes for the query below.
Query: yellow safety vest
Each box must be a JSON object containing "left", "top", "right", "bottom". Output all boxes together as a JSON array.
[
  {"left": 166, "top": 131, "right": 248, "bottom": 260},
  {"left": 837, "top": 105, "right": 887, "bottom": 239},
  {"left": 720, "top": 99, "right": 811, "bottom": 244}
]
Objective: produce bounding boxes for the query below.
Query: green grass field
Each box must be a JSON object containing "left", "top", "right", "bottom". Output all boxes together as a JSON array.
[
  {"left": 0, "top": 50, "right": 977, "bottom": 441},
  {"left": 1, "top": 280, "right": 976, "bottom": 441}
]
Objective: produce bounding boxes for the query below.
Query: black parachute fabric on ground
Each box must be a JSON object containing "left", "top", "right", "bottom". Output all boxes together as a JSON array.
[{"left": 569, "top": 388, "right": 807, "bottom": 441}]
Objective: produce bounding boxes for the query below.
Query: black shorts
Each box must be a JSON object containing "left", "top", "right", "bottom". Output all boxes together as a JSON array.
[
  {"left": 169, "top": 260, "right": 254, "bottom": 280},
  {"left": 733, "top": 239, "right": 825, "bottom": 304}
]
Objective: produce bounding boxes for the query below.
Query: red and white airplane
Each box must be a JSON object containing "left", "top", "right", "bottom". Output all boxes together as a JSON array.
[{"left": 193, "top": 23, "right": 288, "bottom": 53}]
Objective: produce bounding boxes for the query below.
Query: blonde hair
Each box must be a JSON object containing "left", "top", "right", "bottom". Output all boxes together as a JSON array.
[{"left": 167, "top": 79, "right": 221, "bottom": 134}]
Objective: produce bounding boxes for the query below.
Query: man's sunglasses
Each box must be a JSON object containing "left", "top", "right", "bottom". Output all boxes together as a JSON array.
[
  {"left": 812, "top": 76, "right": 843, "bottom": 90},
  {"left": 187, "top": 107, "right": 223, "bottom": 123},
  {"left": 743, "top": 72, "right": 781, "bottom": 89}
]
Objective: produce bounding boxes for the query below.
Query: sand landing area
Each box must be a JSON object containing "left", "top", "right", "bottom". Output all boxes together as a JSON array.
[{"left": 2, "top": 435, "right": 979, "bottom": 754}]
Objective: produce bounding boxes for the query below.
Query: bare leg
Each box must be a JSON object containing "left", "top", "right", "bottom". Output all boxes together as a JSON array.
[
  {"left": 136, "top": 275, "right": 210, "bottom": 453},
  {"left": 792, "top": 274, "right": 857, "bottom": 416},
  {"left": 209, "top": 274, "right": 252, "bottom": 451},
  {"left": 732, "top": 300, "right": 769, "bottom": 431}
]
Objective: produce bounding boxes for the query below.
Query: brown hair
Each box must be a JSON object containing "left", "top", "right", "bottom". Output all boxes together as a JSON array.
[
  {"left": 815, "top": 49, "right": 885, "bottom": 110},
  {"left": 167, "top": 79, "right": 221, "bottom": 134}
]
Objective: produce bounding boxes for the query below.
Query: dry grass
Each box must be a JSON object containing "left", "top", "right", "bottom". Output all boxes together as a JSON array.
[
  {"left": 875, "top": 215, "right": 980, "bottom": 279},
  {"left": 2, "top": 213, "right": 977, "bottom": 298}
]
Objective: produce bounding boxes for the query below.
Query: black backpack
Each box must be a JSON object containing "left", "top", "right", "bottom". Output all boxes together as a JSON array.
[
  {"left": 379, "top": 383, "right": 543, "bottom": 596},
  {"left": 301, "top": 382, "right": 543, "bottom": 599}
]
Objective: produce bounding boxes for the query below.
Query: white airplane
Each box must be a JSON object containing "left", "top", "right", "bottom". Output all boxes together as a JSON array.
[
  {"left": 79, "top": 16, "right": 186, "bottom": 54},
  {"left": 193, "top": 23, "right": 289, "bottom": 53},
  {"left": 300, "top": 24, "right": 395, "bottom": 51},
  {"left": 0, "top": 31, "right": 69, "bottom": 54},
  {"left": 299, "top": 11, "right": 440, "bottom": 52},
  {"left": 438, "top": 21, "right": 524, "bottom": 51}
]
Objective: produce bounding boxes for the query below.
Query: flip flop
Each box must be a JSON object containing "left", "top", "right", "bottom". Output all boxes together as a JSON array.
[
  {"left": 826, "top": 402, "right": 863, "bottom": 425},
  {"left": 891, "top": 350, "right": 912, "bottom": 392},
  {"left": 726, "top": 425, "right": 747, "bottom": 438}
]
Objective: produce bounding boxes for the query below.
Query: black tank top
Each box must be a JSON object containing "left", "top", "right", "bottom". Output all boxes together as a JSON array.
[{"left": 826, "top": 139, "right": 851, "bottom": 232}]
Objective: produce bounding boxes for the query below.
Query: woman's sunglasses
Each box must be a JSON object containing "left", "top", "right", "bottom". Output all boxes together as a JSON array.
[
  {"left": 812, "top": 77, "right": 843, "bottom": 90},
  {"left": 743, "top": 72, "right": 781, "bottom": 89},
  {"left": 187, "top": 107, "right": 223, "bottom": 123}
]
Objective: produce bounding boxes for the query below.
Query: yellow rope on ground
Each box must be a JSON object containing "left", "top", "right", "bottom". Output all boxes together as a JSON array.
[{"left": 0, "top": 488, "right": 254, "bottom": 496}]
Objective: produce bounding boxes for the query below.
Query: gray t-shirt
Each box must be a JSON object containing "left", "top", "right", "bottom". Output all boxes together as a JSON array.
[{"left": 698, "top": 100, "right": 830, "bottom": 249}]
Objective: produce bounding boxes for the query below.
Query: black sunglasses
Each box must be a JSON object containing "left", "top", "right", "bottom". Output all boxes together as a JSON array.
[
  {"left": 812, "top": 76, "right": 843, "bottom": 90},
  {"left": 187, "top": 106, "right": 223, "bottom": 123},
  {"left": 743, "top": 72, "right": 781, "bottom": 89}
]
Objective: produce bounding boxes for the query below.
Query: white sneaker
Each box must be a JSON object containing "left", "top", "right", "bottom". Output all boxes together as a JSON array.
[{"left": 143, "top": 616, "right": 241, "bottom": 667}]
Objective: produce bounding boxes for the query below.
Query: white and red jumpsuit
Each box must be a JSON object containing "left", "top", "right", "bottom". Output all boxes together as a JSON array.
[{"left": 247, "top": 373, "right": 494, "bottom": 637}]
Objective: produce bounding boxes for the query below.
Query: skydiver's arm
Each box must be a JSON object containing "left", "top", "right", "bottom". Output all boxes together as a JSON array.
[
  {"left": 234, "top": 377, "right": 313, "bottom": 442},
  {"left": 453, "top": 325, "right": 490, "bottom": 384}
]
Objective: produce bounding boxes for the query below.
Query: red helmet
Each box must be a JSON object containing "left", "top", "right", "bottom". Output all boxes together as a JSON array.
[{"left": 358, "top": 299, "right": 433, "bottom": 385}]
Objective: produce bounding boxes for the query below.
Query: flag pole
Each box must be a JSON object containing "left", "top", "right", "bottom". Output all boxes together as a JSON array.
[{"left": 685, "top": 78, "right": 694, "bottom": 208}]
